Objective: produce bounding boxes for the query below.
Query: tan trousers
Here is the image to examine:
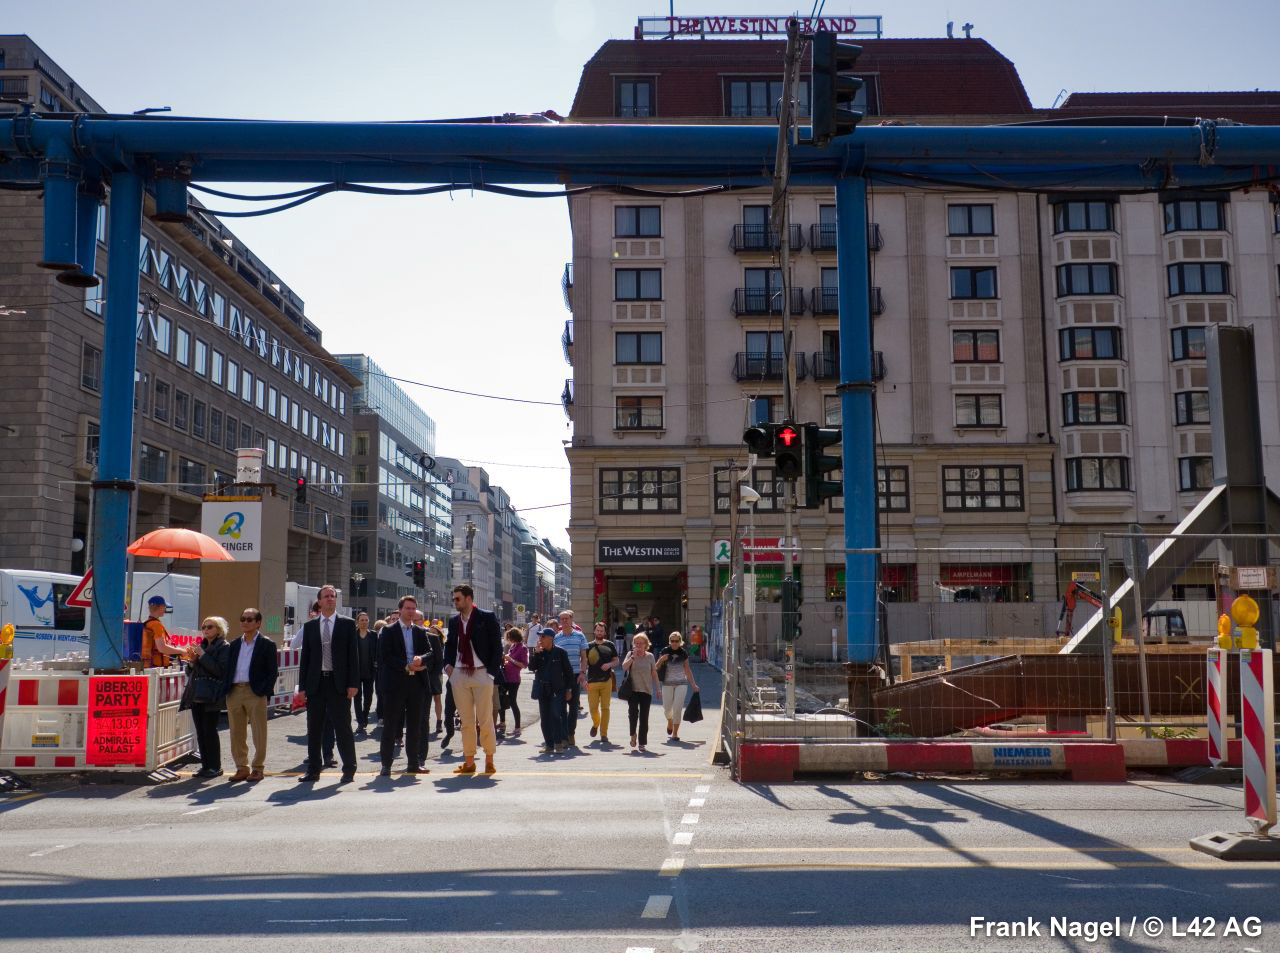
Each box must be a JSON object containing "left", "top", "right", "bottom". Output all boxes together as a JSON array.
[
  {"left": 588, "top": 680, "right": 613, "bottom": 737},
  {"left": 450, "top": 667, "right": 497, "bottom": 760},
  {"left": 226, "top": 683, "right": 268, "bottom": 770}
]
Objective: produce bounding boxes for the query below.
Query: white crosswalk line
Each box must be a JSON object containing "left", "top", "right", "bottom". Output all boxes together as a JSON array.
[{"left": 641, "top": 895, "right": 673, "bottom": 919}]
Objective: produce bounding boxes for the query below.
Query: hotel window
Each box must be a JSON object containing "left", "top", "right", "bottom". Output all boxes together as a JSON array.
[
  {"left": 193, "top": 338, "right": 207, "bottom": 376},
  {"left": 1171, "top": 326, "right": 1207, "bottom": 361},
  {"left": 715, "top": 466, "right": 783, "bottom": 513},
  {"left": 615, "top": 206, "right": 661, "bottom": 237},
  {"left": 615, "top": 268, "right": 662, "bottom": 300},
  {"left": 599, "top": 466, "right": 680, "bottom": 514},
  {"left": 1163, "top": 198, "right": 1225, "bottom": 233},
  {"left": 241, "top": 368, "right": 253, "bottom": 403},
  {"left": 1056, "top": 263, "right": 1117, "bottom": 296},
  {"left": 208, "top": 408, "right": 223, "bottom": 447},
  {"left": 192, "top": 400, "right": 206, "bottom": 440},
  {"left": 154, "top": 314, "right": 172, "bottom": 355},
  {"left": 615, "top": 331, "right": 662, "bottom": 365},
  {"left": 226, "top": 359, "right": 238, "bottom": 395},
  {"left": 1065, "top": 457, "right": 1130, "bottom": 491},
  {"left": 255, "top": 379, "right": 265, "bottom": 410},
  {"left": 947, "top": 204, "right": 994, "bottom": 236},
  {"left": 80, "top": 342, "right": 101, "bottom": 393},
  {"left": 943, "top": 465, "right": 1024, "bottom": 511},
  {"left": 1053, "top": 200, "right": 1113, "bottom": 233},
  {"left": 268, "top": 386, "right": 278, "bottom": 417},
  {"left": 616, "top": 396, "right": 664, "bottom": 430},
  {"left": 1059, "top": 327, "right": 1122, "bottom": 360},
  {"left": 955, "top": 393, "right": 1003, "bottom": 428},
  {"left": 725, "top": 77, "right": 811, "bottom": 118},
  {"left": 1063, "top": 391, "right": 1126, "bottom": 425},
  {"left": 616, "top": 78, "right": 655, "bottom": 118},
  {"left": 748, "top": 395, "right": 783, "bottom": 425},
  {"left": 1174, "top": 390, "right": 1210, "bottom": 425},
  {"left": 1168, "top": 262, "right": 1229, "bottom": 296},
  {"left": 1179, "top": 456, "right": 1214, "bottom": 491},
  {"left": 877, "top": 466, "right": 910, "bottom": 512},
  {"left": 952, "top": 329, "right": 1000, "bottom": 363},
  {"left": 240, "top": 422, "right": 252, "bottom": 448},
  {"left": 823, "top": 394, "right": 841, "bottom": 426},
  {"left": 84, "top": 277, "right": 105, "bottom": 316},
  {"left": 950, "top": 266, "right": 997, "bottom": 299},
  {"left": 173, "top": 390, "right": 190, "bottom": 432},
  {"left": 153, "top": 379, "right": 170, "bottom": 423},
  {"left": 225, "top": 415, "right": 238, "bottom": 451}
]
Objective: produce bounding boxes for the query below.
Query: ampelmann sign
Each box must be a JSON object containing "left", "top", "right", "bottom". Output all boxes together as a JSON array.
[{"left": 598, "top": 539, "right": 684, "bottom": 564}]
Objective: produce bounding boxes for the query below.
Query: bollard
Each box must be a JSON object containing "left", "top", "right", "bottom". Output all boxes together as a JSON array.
[
  {"left": 1240, "top": 648, "right": 1276, "bottom": 834},
  {"left": 1206, "top": 647, "right": 1228, "bottom": 768}
]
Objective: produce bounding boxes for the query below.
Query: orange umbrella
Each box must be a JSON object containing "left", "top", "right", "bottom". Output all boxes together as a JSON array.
[{"left": 127, "top": 527, "right": 234, "bottom": 561}]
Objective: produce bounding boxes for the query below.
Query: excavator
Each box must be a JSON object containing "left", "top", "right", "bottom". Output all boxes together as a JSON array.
[{"left": 1055, "top": 579, "right": 1187, "bottom": 642}]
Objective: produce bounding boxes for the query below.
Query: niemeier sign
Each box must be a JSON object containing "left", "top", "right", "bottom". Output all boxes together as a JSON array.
[
  {"left": 598, "top": 539, "right": 684, "bottom": 564},
  {"left": 637, "top": 15, "right": 883, "bottom": 38},
  {"left": 200, "top": 500, "right": 263, "bottom": 561}
]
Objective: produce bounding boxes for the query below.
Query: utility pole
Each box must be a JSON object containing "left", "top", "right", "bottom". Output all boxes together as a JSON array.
[{"left": 771, "top": 17, "right": 803, "bottom": 718}]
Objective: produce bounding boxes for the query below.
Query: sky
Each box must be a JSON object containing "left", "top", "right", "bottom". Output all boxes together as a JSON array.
[{"left": 8, "top": 0, "right": 1279, "bottom": 549}]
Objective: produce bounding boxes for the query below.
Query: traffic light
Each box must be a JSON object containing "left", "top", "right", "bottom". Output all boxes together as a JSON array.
[
  {"left": 774, "top": 422, "right": 803, "bottom": 479},
  {"left": 412, "top": 560, "right": 426, "bottom": 587},
  {"left": 811, "top": 31, "right": 864, "bottom": 146},
  {"left": 295, "top": 476, "right": 307, "bottom": 504},
  {"left": 781, "top": 575, "right": 801, "bottom": 642},
  {"left": 802, "top": 423, "right": 843, "bottom": 509},
  {"left": 743, "top": 424, "right": 776, "bottom": 458}
]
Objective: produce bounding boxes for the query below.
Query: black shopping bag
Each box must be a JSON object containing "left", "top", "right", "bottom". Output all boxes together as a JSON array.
[{"left": 683, "top": 690, "right": 703, "bottom": 723}]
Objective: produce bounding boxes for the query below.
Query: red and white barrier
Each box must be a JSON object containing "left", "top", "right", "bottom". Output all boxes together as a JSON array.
[
  {"left": 270, "top": 647, "right": 301, "bottom": 709},
  {"left": 1207, "top": 648, "right": 1229, "bottom": 767},
  {"left": 0, "top": 670, "right": 92, "bottom": 771},
  {"left": 1240, "top": 648, "right": 1276, "bottom": 833}
]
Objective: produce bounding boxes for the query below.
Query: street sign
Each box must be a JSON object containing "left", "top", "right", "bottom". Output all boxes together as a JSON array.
[
  {"left": 1233, "top": 566, "right": 1276, "bottom": 591},
  {"left": 1071, "top": 571, "right": 1100, "bottom": 583},
  {"left": 66, "top": 569, "right": 94, "bottom": 609}
]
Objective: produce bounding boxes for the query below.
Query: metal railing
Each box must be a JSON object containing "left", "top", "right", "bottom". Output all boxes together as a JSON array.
[
  {"left": 731, "top": 224, "right": 804, "bottom": 253},
  {"left": 732, "top": 287, "right": 806, "bottom": 316},
  {"left": 561, "top": 262, "right": 573, "bottom": 311},
  {"left": 808, "top": 285, "right": 884, "bottom": 315},
  {"left": 560, "top": 378, "right": 574, "bottom": 417},
  {"left": 809, "top": 222, "right": 882, "bottom": 252},
  {"left": 811, "top": 351, "right": 839, "bottom": 380},
  {"left": 733, "top": 352, "right": 805, "bottom": 381},
  {"left": 561, "top": 319, "right": 573, "bottom": 364}
]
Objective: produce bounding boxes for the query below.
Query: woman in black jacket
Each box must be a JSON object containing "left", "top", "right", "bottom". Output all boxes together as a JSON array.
[{"left": 184, "top": 616, "right": 231, "bottom": 778}]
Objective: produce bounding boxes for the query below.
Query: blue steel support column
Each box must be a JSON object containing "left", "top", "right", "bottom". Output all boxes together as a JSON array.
[
  {"left": 836, "top": 177, "right": 877, "bottom": 663},
  {"left": 88, "top": 170, "right": 143, "bottom": 669}
]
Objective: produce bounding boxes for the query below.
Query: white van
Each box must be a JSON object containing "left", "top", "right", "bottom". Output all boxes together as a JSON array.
[
  {"left": 0, "top": 569, "right": 90, "bottom": 659},
  {"left": 128, "top": 572, "right": 201, "bottom": 648}
]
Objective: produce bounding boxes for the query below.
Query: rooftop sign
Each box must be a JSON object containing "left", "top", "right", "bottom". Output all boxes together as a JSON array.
[{"left": 637, "top": 15, "right": 883, "bottom": 39}]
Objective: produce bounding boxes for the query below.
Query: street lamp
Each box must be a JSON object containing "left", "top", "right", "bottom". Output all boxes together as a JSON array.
[{"left": 465, "top": 517, "right": 477, "bottom": 589}]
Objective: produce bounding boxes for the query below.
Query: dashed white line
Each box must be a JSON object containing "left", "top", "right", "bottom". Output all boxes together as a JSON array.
[
  {"left": 641, "top": 895, "right": 673, "bottom": 919},
  {"left": 681, "top": 813, "right": 700, "bottom": 825},
  {"left": 28, "top": 844, "right": 72, "bottom": 858},
  {"left": 694, "top": 784, "right": 711, "bottom": 793},
  {"left": 268, "top": 918, "right": 409, "bottom": 924},
  {"left": 626, "top": 948, "right": 657, "bottom": 953},
  {"left": 181, "top": 806, "right": 220, "bottom": 816},
  {"left": 659, "top": 857, "right": 685, "bottom": 877},
  {"left": 688, "top": 797, "right": 706, "bottom": 807},
  {"left": 672, "top": 832, "right": 694, "bottom": 846}
]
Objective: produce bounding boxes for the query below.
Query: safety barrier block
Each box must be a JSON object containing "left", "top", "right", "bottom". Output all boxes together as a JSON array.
[
  {"left": 1063, "top": 743, "right": 1126, "bottom": 782},
  {"left": 739, "top": 743, "right": 798, "bottom": 782}
]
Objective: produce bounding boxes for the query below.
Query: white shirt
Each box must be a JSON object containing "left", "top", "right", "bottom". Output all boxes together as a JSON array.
[
  {"left": 234, "top": 633, "right": 260, "bottom": 684},
  {"left": 399, "top": 621, "right": 415, "bottom": 664}
]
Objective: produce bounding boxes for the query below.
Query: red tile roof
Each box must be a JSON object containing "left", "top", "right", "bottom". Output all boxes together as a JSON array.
[
  {"left": 569, "top": 38, "right": 1034, "bottom": 119},
  {"left": 1056, "top": 92, "right": 1280, "bottom": 125}
]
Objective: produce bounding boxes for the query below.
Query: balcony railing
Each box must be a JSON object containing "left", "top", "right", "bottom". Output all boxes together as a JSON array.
[
  {"left": 733, "top": 287, "right": 807, "bottom": 316},
  {"left": 809, "top": 222, "right": 882, "bottom": 252},
  {"left": 561, "top": 262, "right": 573, "bottom": 311},
  {"left": 561, "top": 379, "right": 574, "bottom": 418},
  {"left": 561, "top": 320, "right": 573, "bottom": 365},
  {"left": 733, "top": 352, "right": 807, "bottom": 382},
  {"left": 730, "top": 223, "right": 804, "bottom": 253},
  {"left": 809, "top": 286, "right": 885, "bottom": 315},
  {"left": 811, "top": 351, "right": 840, "bottom": 381}
]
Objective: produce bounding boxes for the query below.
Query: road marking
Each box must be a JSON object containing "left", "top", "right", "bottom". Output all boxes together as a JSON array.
[
  {"left": 694, "top": 784, "right": 710, "bottom": 793},
  {"left": 694, "top": 846, "right": 1202, "bottom": 854},
  {"left": 181, "top": 806, "right": 220, "bottom": 816},
  {"left": 680, "top": 813, "right": 700, "bottom": 825},
  {"left": 268, "top": 918, "right": 409, "bottom": 924},
  {"left": 688, "top": 797, "right": 705, "bottom": 807},
  {"left": 626, "top": 948, "right": 657, "bottom": 953},
  {"left": 641, "top": 895, "right": 673, "bottom": 919},
  {"left": 697, "top": 861, "right": 1267, "bottom": 870},
  {"left": 672, "top": 831, "right": 694, "bottom": 846},
  {"left": 28, "top": 844, "right": 71, "bottom": 857},
  {"left": 659, "top": 857, "right": 685, "bottom": 877},
  {"left": 178, "top": 769, "right": 703, "bottom": 780}
]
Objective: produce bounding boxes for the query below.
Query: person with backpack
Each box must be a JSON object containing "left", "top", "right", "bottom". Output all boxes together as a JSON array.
[
  {"left": 585, "top": 621, "right": 619, "bottom": 745},
  {"left": 656, "top": 631, "right": 699, "bottom": 742}
]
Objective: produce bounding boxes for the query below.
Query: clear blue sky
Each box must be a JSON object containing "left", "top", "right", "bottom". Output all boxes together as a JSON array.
[{"left": 10, "top": 0, "right": 1278, "bottom": 548}]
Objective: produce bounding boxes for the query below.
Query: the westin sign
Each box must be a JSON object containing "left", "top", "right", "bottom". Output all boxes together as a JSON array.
[
  {"left": 637, "top": 15, "right": 883, "bottom": 39},
  {"left": 598, "top": 539, "right": 684, "bottom": 564}
]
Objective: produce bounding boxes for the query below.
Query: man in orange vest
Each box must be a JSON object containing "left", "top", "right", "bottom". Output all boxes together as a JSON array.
[{"left": 141, "top": 596, "right": 181, "bottom": 668}]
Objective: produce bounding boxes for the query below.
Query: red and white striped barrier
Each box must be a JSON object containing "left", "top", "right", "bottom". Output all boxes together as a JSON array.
[
  {"left": 0, "top": 670, "right": 92, "bottom": 771},
  {"left": 1240, "top": 648, "right": 1276, "bottom": 833},
  {"left": 1207, "top": 648, "right": 1229, "bottom": 767},
  {"left": 270, "top": 647, "right": 302, "bottom": 709}
]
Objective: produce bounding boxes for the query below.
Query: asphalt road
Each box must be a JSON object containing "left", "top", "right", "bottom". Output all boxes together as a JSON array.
[{"left": 2, "top": 666, "right": 1279, "bottom": 953}]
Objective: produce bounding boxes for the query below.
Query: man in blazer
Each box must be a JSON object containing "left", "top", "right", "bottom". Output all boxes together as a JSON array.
[
  {"left": 378, "top": 594, "right": 433, "bottom": 776},
  {"left": 444, "top": 583, "right": 504, "bottom": 775},
  {"left": 223, "top": 607, "right": 280, "bottom": 782},
  {"left": 296, "top": 584, "right": 359, "bottom": 782}
]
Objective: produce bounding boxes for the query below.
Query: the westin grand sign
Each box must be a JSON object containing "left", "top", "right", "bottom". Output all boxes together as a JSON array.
[
  {"left": 598, "top": 539, "right": 684, "bottom": 564},
  {"left": 637, "top": 15, "right": 883, "bottom": 39}
]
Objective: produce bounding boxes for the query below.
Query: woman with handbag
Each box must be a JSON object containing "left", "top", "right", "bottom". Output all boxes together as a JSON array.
[
  {"left": 183, "top": 616, "right": 231, "bottom": 779},
  {"left": 656, "top": 632, "right": 699, "bottom": 742},
  {"left": 621, "top": 633, "right": 659, "bottom": 752}
]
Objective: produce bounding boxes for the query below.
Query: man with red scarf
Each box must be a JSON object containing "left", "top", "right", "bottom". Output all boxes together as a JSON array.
[{"left": 441, "top": 584, "right": 503, "bottom": 775}]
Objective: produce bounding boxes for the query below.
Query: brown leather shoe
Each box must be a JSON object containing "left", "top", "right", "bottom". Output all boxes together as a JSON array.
[
  {"left": 230, "top": 768, "right": 251, "bottom": 782},
  {"left": 247, "top": 769, "right": 264, "bottom": 782},
  {"left": 483, "top": 758, "right": 497, "bottom": 775},
  {"left": 453, "top": 762, "right": 477, "bottom": 775}
]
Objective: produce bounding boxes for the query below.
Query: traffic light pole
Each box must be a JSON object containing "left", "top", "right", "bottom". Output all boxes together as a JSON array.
[{"left": 836, "top": 177, "right": 878, "bottom": 664}]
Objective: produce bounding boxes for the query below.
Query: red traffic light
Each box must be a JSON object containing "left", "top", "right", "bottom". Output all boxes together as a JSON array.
[
  {"left": 296, "top": 477, "right": 306, "bottom": 486},
  {"left": 777, "top": 426, "right": 798, "bottom": 447}
]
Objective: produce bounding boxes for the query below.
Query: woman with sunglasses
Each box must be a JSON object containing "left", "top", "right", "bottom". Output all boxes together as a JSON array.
[{"left": 183, "top": 616, "right": 232, "bottom": 778}]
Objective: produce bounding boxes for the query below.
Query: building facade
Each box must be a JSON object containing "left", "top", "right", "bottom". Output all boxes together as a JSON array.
[
  {"left": 337, "top": 354, "right": 452, "bottom": 621},
  {"left": 0, "top": 35, "right": 356, "bottom": 587},
  {"left": 561, "top": 33, "right": 1280, "bottom": 654}
]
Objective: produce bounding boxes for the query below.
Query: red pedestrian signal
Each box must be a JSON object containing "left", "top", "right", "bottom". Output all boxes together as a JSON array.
[
  {"left": 778, "top": 426, "right": 798, "bottom": 447},
  {"left": 774, "top": 421, "right": 803, "bottom": 479}
]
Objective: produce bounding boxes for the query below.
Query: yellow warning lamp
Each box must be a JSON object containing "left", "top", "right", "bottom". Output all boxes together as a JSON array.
[
  {"left": 0, "top": 622, "right": 14, "bottom": 659},
  {"left": 1217, "top": 613, "right": 1235, "bottom": 650},
  {"left": 1230, "top": 594, "right": 1260, "bottom": 650},
  {"left": 1109, "top": 606, "right": 1123, "bottom": 644}
]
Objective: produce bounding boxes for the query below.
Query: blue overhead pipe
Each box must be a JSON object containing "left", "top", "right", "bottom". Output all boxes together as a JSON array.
[
  {"left": 57, "top": 180, "right": 103, "bottom": 288},
  {"left": 37, "top": 135, "right": 79, "bottom": 270}
]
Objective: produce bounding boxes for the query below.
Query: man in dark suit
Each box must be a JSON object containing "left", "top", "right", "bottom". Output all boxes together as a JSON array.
[
  {"left": 223, "top": 607, "right": 280, "bottom": 782},
  {"left": 295, "top": 584, "right": 359, "bottom": 783},
  {"left": 444, "top": 584, "right": 504, "bottom": 775},
  {"left": 377, "top": 595, "right": 433, "bottom": 776}
]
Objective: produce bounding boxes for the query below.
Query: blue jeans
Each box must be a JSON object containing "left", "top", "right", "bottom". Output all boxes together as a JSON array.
[{"left": 538, "top": 691, "right": 565, "bottom": 748}]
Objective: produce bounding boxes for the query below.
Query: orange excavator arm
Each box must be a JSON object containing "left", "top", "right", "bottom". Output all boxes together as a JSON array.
[{"left": 1055, "top": 580, "right": 1104, "bottom": 638}]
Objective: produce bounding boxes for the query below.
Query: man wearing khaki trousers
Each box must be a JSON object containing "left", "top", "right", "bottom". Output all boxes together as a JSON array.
[
  {"left": 223, "top": 608, "right": 279, "bottom": 782},
  {"left": 443, "top": 585, "right": 503, "bottom": 775}
]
